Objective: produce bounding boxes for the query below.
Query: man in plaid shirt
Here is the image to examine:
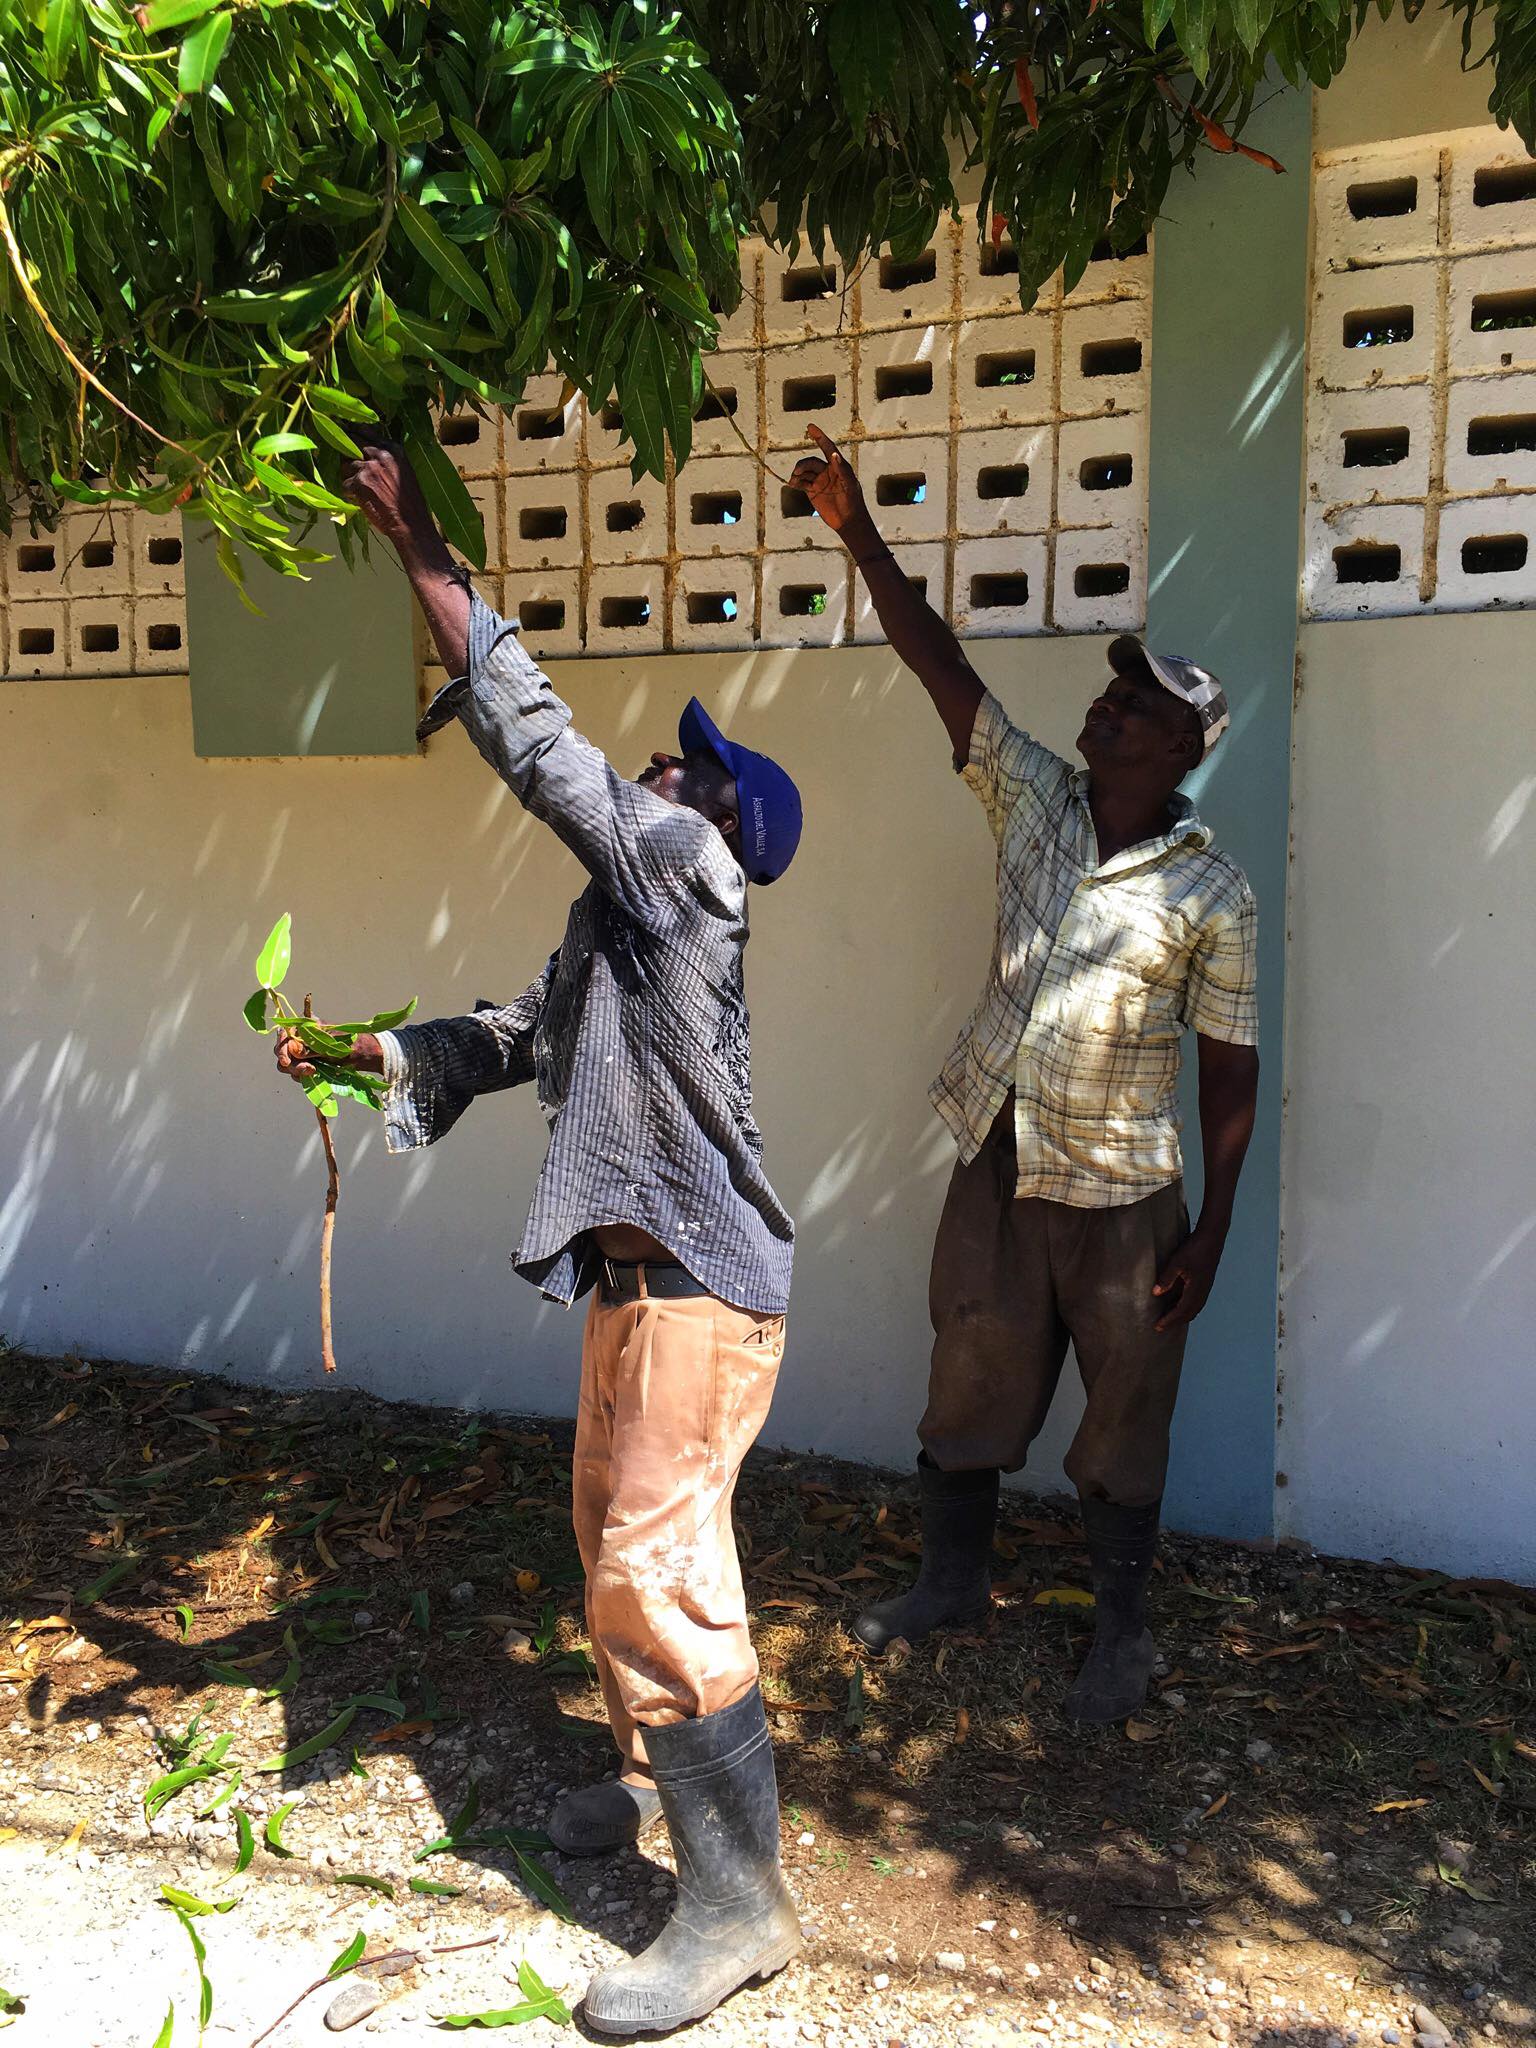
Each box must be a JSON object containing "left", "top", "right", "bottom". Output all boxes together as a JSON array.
[
  {"left": 272, "top": 443, "right": 804, "bottom": 2035},
  {"left": 793, "top": 425, "right": 1260, "bottom": 1724}
]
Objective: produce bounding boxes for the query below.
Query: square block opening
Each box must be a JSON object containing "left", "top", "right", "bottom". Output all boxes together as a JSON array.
[
  {"left": 779, "top": 582, "right": 830, "bottom": 617},
  {"left": 978, "top": 464, "right": 1029, "bottom": 500},
  {"left": 1461, "top": 532, "right": 1529, "bottom": 574},
  {"left": 689, "top": 490, "right": 743, "bottom": 526},
  {"left": 685, "top": 591, "right": 740, "bottom": 624},
  {"left": 519, "top": 598, "right": 566, "bottom": 631},
  {"left": 1343, "top": 306, "right": 1415, "bottom": 348},
  {"left": 1471, "top": 288, "right": 1536, "bottom": 333},
  {"left": 874, "top": 473, "right": 927, "bottom": 506},
  {"left": 979, "top": 241, "right": 1019, "bottom": 277},
  {"left": 80, "top": 622, "right": 120, "bottom": 653},
  {"left": 877, "top": 250, "right": 937, "bottom": 292},
  {"left": 598, "top": 595, "right": 651, "bottom": 629},
  {"left": 779, "top": 485, "right": 814, "bottom": 520},
  {"left": 16, "top": 543, "right": 56, "bottom": 574},
  {"left": 975, "top": 349, "right": 1035, "bottom": 389},
  {"left": 146, "top": 622, "right": 183, "bottom": 652},
  {"left": 605, "top": 501, "right": 645, "bottom": 533},
  {"left": 782, "top": 374, "right": 837, "bottom": 412},
  {"left": 1342, "top": 426, "right": 1411, "bottom": 468},
  {"left": 515, "top": 406, "right": 566, "bottom": 440},
  {"left": 1474, "top": 162, "right": 1536, "bottom": 208},
  {"left": 970, "top": 572, "right": 1030, "bottom": 609},
  {"left": 697, "top": 386, "right": 739, "bottom": 422},
  {"left": 1333, "top": 541, "right": 1402, "bottom": 584},
  {"left": 1080, "top": 454, "right": 1133, "bottom": 491},
  {"left": 1347, "top": 177, "right": 1418, "bottom": 220},
  {"left": 1072, "top": 562, "right": 1130, "bottom": 598},
  {"left": 598, "top": 404, "right": 624, "bottom": 434},
  {"left": 1467, "top": 413, "right": 1536, "bottom": 456},
  {"left": 438, "top": 415, "right": 482, "bottom": 448},
  {"left": 781, "top": 263, "right": 838, "bottom": 303},
  {"left": 147, "top": 536, "right": 183, "bottom": 566},
  {"left": 1081, "top": 338, "right": 1143, "bottom": 377},
  {"left": 873, "top": 362, "right": 933, "bottom": 401},
  {"left": 1090, "top": 231, "right": 1149, "bottom": 260},
  {"left": 17, "top": 625, "right": 55, "bottom": 654},
  {"left": 80, "top": 540, "right": 115, "bottom": 569},
  {"left": 519, "top": 506, "right": 568, "bottom": 541}
]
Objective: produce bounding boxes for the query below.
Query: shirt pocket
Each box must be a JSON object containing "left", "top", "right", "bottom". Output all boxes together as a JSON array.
[{"left": 1081, "top": 903, "right": 1188, "bottom": 1040}]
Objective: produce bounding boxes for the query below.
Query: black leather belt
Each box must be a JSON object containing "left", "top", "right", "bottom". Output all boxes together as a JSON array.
[{"left": 597, "top": 1258, "right": 710, "bottom": 1304}]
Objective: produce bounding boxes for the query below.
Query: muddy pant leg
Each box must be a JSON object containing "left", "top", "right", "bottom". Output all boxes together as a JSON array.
[
  {"left": 1056, "top": 1182, "right": 1190, "bottom": 1507},
  {"left": 921, "top": 1103, "right": 1071, "bottom": 1474},
  {"left": 571, "top": 1294, "right": 650, "bottom": 1771},
  {"left": 587, "top": 1295, "right": 785, "bottom": 1745}
]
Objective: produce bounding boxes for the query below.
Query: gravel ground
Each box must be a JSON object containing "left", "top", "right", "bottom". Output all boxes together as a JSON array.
[{"left": 1, "top": 1349, "right": 1532, "bottom": 2047}]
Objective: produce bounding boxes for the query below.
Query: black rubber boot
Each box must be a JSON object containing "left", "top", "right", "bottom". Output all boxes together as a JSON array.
[
  {"left": 1063, "top": 1497, "right": 1161, "bottom": 1725},
  {"left": 582, "top": 1686, "right": 802, "bottom": 2035},
  {"left": 548, "top": 1775, "right": 663, "bottom": 1856},
  {"left": 852, "top": 1455, "right": 998, "bottom": 1653}
]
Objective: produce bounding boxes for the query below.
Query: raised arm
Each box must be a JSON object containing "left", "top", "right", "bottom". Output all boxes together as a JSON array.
[
  {"left": 790, "top": 423, "right": 983, "bottom": 763},
  {"left": 339, "top": 441, "right": 712, "bottom": 932}
]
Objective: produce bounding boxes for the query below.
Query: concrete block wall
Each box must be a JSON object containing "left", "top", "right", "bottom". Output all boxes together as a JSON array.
[
  {"left": 1307, "top": 125, "right": 1536, "bottom": 619},
  {"left": 411, "top": 223, "right": 1151, "bottom": 671},
  {"left": 0, "top": 507, "right": 186, "bottom": 680}
]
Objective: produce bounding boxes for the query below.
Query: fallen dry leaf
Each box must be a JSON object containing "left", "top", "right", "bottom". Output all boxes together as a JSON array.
[
  {"left": 1467, "top": 1763, "right": 1504, "bottom": 1798},
  {"left": 1202, "top": 1791, "right": 1231, "bottom": 1820},
  {"left": 366, "top": 1719, "right": 434, "bottom": 1745},
  {"left": 955, "top": 1707, "right": 971, "bottom": 1744},
  {"left": 1033, "top": 1586, "right": 1095, "bottom": 1609},
  {"left": 1125, "top": 1718, "right": 1162, "bottom": 1743},
  {"left": 1373, "top": 1797, "right": 1431, "bottom": 1813},
  {"left": 51, "top": 1819, "right": 86, "bottom": 1856}
]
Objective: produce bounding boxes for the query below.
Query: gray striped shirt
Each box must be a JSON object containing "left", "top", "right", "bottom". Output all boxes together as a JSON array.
[{"left": 378, "top": 592, "right": 794, "bottom": 1316}]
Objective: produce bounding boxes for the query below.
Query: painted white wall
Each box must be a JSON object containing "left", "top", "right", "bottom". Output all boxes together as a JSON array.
[
  {"left": 1279, "top": 613, "right": 1536, "bottom": 1579},
  {"left": 0, "top": 636, "right": 1113, "bottom": 1491}
]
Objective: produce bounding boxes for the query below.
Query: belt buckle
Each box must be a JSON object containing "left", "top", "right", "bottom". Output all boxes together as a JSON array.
[{"left": 601, "top": 1255, "right": 623, "bottom": 1302}]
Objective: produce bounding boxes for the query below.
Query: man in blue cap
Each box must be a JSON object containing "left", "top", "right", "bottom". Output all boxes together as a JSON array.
[
  {"left": 273, "top": 441, "right": 804, "bottom": 2035},
  {"left": 791, "top": 424, "right": 1260, "bottom": 1731}
]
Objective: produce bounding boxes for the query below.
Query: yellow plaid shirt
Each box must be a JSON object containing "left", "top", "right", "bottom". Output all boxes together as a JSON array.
[{"left": 930, "top": 691, "right": 1259, "bottom": 1207}]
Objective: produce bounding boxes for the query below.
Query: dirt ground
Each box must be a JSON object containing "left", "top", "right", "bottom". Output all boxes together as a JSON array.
[{"left": 0, "top": 1343, "right": 1531, "bottom": 2048}]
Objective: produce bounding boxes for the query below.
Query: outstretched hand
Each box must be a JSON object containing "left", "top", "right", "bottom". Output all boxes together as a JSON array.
[
  {"left": 338, "top": 436, "right": 435, "bottom": 550},
  {"left": 788, "top": 424, "right": 869, "bottom": 537}
]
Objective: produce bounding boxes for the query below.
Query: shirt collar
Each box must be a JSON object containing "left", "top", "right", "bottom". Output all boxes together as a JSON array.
[{"left": 1067, "top": 770, "right": 1214, "bottom": 868}]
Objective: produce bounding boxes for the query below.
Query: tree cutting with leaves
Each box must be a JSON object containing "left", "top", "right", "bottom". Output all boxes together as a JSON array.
[{"left": 1, "top": 0, "right": 1532, "bottom": 579}]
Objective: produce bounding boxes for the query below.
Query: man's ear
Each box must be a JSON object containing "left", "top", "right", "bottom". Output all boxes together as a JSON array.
[{"left": 716, "top": 806, "right": 741, "bottom": 845}]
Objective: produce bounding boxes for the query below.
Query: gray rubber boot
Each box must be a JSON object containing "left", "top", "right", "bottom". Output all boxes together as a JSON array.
[
  {"left": 1063, "top": 1497, "right": 1161, "bottom": 1725},
  {"left": 548, "top": 1776, "right": 663, "bottom": 1856},
  {"left": 852, "top": 1455, "right": 998, "bottom": 1653},
  {"left": 582, "top": 1686, "right": 802, "bottom": 2035}
]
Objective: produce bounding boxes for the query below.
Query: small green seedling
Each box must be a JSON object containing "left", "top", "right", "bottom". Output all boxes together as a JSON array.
[{"left": 243, "top": 913, "right": 415, "bottom": 1372}]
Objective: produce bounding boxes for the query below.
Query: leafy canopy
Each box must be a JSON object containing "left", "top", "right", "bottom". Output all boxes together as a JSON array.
[{"left": 0, "top": 0, "right": 1528, "bottom": 575}]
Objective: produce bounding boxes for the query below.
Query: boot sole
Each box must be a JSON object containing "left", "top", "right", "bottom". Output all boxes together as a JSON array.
[
  {"left": 583, "top": 1931, "right": 804, "bottom": 2036},
  {"left": 548, "top": 1806, "right": 666, "bottom": 1858}
]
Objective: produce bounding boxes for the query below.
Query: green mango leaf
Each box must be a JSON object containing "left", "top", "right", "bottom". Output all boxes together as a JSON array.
[
  {"left": 233, "top": 1809, "right": 255, "bottom": 1873},
  {"left": 365, "top": 999, "right": 418, "bottom": 1031},
  {"left": 264, "top": 1799, "right": 301, "bottom": 1857},
  {"left": 396, "top": 195, "right": 499, "bottom": 326},
  {"left": 254, "top": 914, "right": 291, "bottom": 991},
  {"left": 149, "top": 2002, "right": 175, "bottom": 2048},
  {"left": 254, "top": 1704, "right": 358, "bottom": 1772},
  {"left": 177, "top": 9, "right": 231, "bottom": 94},
  {"left": 402, "top": 417, "right": 486, "bottom": 567},
  {"left": 78, "top": 1555, "right": 139, "bottom": 1606},
  {"left": 174, "top": 1603, "right": 195, "bottom": 1641},
  {"left": 307, "top": 387, "right": 379, "bottom": 424},
  {"left": 333, "top": 1872, "right": 395, "bottom": 1897},
  {"left": 250, "top": 432, "right": 318, "bottom": 459},
  {"left": 302, "top": 1076, "right": 339, "bottom": 1118},
  {"left": 146, "top": 0, "right": 219, "bottom": 25},
  {"left": 160, "top": 1885, "right": 235, "bottom": 1916},
  {"left": 44, "top": 0, "right": 81, "bottom": 81},
  {"left": 328, "top": 1931, "right": 366, "bottom": 1980},
  {"left": 513, "top": 1848, "right": 575, "bottom": 1922},
  {"left": 408, "top": 1877, "right": 464, "bottom": 1897}
]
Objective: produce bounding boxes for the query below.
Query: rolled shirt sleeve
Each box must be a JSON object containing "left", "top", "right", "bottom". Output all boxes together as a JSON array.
[
  {"left": 961, "top": 690, "right": 1070, "bottom": 845},
  {"left": 1180, "top": 887, "right": 1259, "bottom": 1045},
  {"left": 377, "top": 979, "right": 547, "bottom": 1153}
]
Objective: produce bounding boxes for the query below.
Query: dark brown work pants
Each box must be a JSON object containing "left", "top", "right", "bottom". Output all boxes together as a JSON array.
[{"left": 921, "top": 1103, "right": 1190, "bottom": 1506}]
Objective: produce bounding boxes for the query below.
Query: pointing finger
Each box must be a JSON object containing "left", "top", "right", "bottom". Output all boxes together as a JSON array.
[{"left": 806, "top": 422, "right": 841, "bottom": 460}]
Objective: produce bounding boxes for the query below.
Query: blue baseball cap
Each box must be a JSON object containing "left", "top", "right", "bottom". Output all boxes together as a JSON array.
[{"left": 678, "top": 697, "right": 803, "bottom": 885}]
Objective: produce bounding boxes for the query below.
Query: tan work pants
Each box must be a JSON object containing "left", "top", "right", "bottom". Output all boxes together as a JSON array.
[{"left": 572, "top": 1280, "right": 785, "bottom": 1774}]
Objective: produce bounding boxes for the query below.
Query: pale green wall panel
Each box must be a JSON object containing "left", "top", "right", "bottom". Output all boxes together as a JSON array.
[
  {"left": 1145, "top": 84, "right": 1312, "bottom": 1541},
  {"left": 185, "top": 530, "right": 418, "bottom": 758}
]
